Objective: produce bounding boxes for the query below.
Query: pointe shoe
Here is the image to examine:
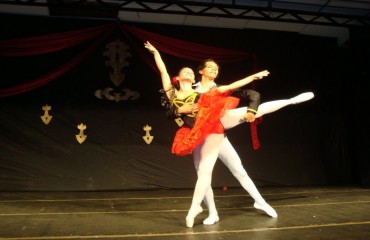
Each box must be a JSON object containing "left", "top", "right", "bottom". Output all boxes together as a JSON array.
[
  {"left": 290, "top": 92, "right": 314, "bottom": 104},
  {"left": 186, "top": 205, "right": 203, "bottom": 227},
  {"left": 254, "top": 202, "right": 278, "bottom": 218},
  {"left": 203, "top": 215, "right": 220, "bottom": 225}
]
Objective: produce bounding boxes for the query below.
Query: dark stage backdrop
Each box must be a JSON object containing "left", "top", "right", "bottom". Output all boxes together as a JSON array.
[{"left": 0, "top": 14, "right": 367, "bottom": 191}]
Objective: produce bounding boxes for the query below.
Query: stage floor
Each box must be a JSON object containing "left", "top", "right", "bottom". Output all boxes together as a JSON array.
[{"left": 1, "top": 185, "right": 370, "bottom": 240}]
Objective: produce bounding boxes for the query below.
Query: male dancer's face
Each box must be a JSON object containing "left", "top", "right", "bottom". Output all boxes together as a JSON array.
[{"left": 199, "top": 61, "right": 219, "bottom": 81}]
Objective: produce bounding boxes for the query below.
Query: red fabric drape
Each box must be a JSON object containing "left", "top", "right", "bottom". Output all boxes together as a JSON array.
[
  {"left": 0, "top": 22, "right": 261, "bottom": 149},
  {"left": 122, "top": 24, "right": 253, "bottom": 62},
  {"left": 0, "top": 24, "right": 115, "bottom": 56},
  {"left": 0, "top": 31, "right": 112, "bottom": 96},
  {"left": 0, "top": 22, "right": 256, "bottom": 95}
]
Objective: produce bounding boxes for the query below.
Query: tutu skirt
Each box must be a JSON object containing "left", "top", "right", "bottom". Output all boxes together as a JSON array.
[{"left": 172, "top": 90, "right": 239, "bottom": 156}]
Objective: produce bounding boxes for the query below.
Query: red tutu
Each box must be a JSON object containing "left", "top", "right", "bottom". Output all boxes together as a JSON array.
[{"left": 172, "top": 90, "right": 239, "bottom": 156}]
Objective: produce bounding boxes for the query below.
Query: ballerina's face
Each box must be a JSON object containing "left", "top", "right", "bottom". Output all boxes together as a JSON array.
[{"left": 178, "top": 67, "right": 195, "bottom": 83}]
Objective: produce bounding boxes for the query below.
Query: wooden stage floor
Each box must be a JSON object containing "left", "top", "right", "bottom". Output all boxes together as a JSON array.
[{"left": 1, "top": 185, "right": 370, "bottom": 240}]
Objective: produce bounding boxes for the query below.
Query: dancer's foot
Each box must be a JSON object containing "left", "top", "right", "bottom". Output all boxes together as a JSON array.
[
  {"left": 290, "top": 92, "right": 314, "bottom": 104},
  {"left": 186, "top": 205, "right": 203, "bottom": 227},
  {"left": 254, "top": 202, "right": 278, "bottom": 218},
  {"left": 203, "top": 214, "right": 220, "bottom": 225}
]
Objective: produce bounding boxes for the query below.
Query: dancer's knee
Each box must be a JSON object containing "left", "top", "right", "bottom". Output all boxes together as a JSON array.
[
  {"left": 232, "top": 167, "right": 249, "bottom": 179},
  {"left": 197, "top": 168, "right": 213, "bottom": 178}
]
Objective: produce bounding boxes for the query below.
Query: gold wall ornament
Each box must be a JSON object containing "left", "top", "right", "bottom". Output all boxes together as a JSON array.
[
  {"left": 175, "top": 118, "right": 184, "bottom": 127},
  {"left": 40, "top": 104, "right": 53, "bottom": 125},
  {"left": 104, "top": 39, "right": 131, "bottom": 87},
  {"left": 95, "top": 39, "right": 140, "bottom": 102},
  {"left": 76, "top": 123, "right": 87, "bottom": 144},
  {"left": 142, "top": 125, "right": 154, "bottom": 145},
  {"left": 95, "top": 87, "right": 140, "bottom": 102}
]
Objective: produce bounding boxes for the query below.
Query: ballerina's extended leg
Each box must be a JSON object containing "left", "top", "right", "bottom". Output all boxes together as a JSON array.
[{"left": 221, "top": 92, "right": 314, "bottom": 129}]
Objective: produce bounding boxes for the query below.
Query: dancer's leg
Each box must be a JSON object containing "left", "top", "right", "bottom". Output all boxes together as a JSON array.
[
  {"left": 255, "top": 92, "right": 314, "bottom": 118},
  {"left": 221, "top": 92, "right": 314, "bottom": 129},
  {"left": 221, "top": 107, "right": 247, "bottom": 130},
  {"left": 218, "top": 136, "right": 277, "bottom": 218},
  {"left": 214, "top": 92, "right": 314, "bottom": 219},
  {"left": 193, "top": 145, "right": 219, "bottom": 225},
  {"left": 186, "top": 133, "right": 224, "bottom": 227}
]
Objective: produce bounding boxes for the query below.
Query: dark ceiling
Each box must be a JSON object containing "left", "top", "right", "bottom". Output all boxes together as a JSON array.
[{"left": 1, "top": 0, "right": 370, "bottom": 45}]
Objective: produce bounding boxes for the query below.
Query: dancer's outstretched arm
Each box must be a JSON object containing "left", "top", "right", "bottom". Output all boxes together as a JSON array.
[
  {"left": 217, "top": 70, "right": 269, "bottom": 93},
  {"left": 144, "top": 41, "right": 172, "bottom": 99}
]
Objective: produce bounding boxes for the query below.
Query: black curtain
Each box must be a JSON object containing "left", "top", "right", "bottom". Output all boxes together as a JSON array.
[{"left": 0, "top": 14, "right": 368, "bottom": 191}]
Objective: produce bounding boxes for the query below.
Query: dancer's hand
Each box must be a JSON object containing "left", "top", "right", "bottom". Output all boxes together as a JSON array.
[
  {"left": 144, "top": 41, "right": 157, "bottom": 54},
  {"left": 178, "top": 103, "right": 198, "bottom": 114},
  {"left": 252, "top": 70, "right": 270, "bottom": 80},
  {"left": 243, "top": 112, "right": 256, "bottom": 122}
]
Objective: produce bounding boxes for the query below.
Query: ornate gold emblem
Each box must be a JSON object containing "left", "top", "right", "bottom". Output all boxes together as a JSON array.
[
  {"left": 76, "top": 123, "right": 87, "bottom": 144},
  {"left": 40, "top": 104, "right": 53, "bottom": 125},
  {"left": 142, "top": 125, "right": 154, "bottom": 145},
  {"left": 95, "top": 39, "right": 140, "bottom": 102}
]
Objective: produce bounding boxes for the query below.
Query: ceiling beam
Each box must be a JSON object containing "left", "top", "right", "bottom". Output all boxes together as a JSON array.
[{"left": 0, "top": 0, "right": 369, "bottom": 27}]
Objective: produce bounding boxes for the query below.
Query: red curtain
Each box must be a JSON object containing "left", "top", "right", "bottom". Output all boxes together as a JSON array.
[
  {"left": 0, "top": 22, "right": 257, "bottom": 96},
  {"left": 122, "top": 24, "right": 254, "bottom": 61},
  {"left": 0, "top": 24, "right": 115, "bottom": 96},
  {"left": 0, "top": 22, "right": 261, "bottom": 149},
  {"left": 0, "top": 24, "right": 115, "bottom": 57}
]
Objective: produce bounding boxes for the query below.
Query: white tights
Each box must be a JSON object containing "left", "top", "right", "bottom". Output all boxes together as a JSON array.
[
  {"left": 193, "top": 135, "right": 266, "bottom": 218},
  {"left": 221, "top": 99, "right": 299, "bottom": 130},
  {"left": 189, "top": 94, "right": 312, "bottom": 221}
]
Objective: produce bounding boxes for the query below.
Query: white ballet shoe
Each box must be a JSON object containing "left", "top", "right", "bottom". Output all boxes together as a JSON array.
[
  {"left": 290, "top": 92, "right": 314, "bottom": 104},
  {"left": 186, "top": 205, "right": 203, "bottom": 227},
  {"left": 203, "top": 215, "right": 220, "bottom": 225},
  {"left": 254, "top": 202, "right": 278, "bottom": 218}
]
